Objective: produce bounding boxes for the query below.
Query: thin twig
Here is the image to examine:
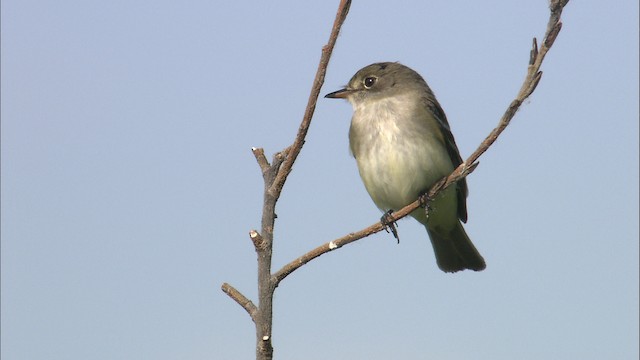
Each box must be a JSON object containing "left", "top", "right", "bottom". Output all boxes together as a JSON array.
[
  {"left": 221, "top": 2, "right": 353, "bottom": 359},
  {"left": 221, "top": 282, "right": 258, "bottom": 322},
  {"left": 252, "top": 147, "right": 270, "bottom": 176},
  {"left": 270, "top": 0, "right": 352, "bottom": 198},
  {"left": 273, "top": 0, "right": 569, "bottom": 285}
]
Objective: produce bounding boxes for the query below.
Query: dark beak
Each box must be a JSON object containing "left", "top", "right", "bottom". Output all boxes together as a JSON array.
[{"left": 324, "top": 88, "right": 351, "bottom": 99}]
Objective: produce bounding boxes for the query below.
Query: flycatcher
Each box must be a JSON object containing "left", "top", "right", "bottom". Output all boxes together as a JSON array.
[{"left": 325, "top": 62, "right": 485, "bottom": 273}]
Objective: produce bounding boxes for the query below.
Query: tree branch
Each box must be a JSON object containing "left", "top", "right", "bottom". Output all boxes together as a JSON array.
[
  {"left": 269, "top": 0, "right": 352, "bottom": 198},
  {"left": 273, "top": 0, "right": 569, "bottom": 285},
  {"left": 221, "top": 282, "right": 258, "bottom": 322},
  {"left": 223, "top": 2, "right": 569, "bottom": 358},
  {"left": 252, "top": 147, "right": 270, "bottom": 176},
  {"left": 221, "top": 1, "right": 352, "bottom": 359}
]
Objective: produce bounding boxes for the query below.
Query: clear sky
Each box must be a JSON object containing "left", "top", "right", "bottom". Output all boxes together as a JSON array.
[{"left": 2, "top": 1, "right": 638, "bottom": 359}]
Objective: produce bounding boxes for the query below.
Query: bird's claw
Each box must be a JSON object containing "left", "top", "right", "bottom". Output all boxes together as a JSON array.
[
  {"left": 380, "top": 210, "right": 400, "bottom": 244},
  {"left": 418, "top": 192, "right": 433, "bottom": 219}
]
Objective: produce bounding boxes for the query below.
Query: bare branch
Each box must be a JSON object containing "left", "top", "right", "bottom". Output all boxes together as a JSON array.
[
  {"left": 224, "top": 2, "right": 570, "bottom": 359},
  {"left": 273, "top": 225, "right": 381, "bottom": 285},
  {"left": 273, "top": 0, "right": 569, "bottom": 283},
  {"left": 272, "top": 161, "right": 482, "bottom": 285},
  {"left": 252, "top": 147, "right": 270, "bottom": 175},
  {"left": 250, "top": 229, "right": 267, "bottom": 252},
  {"left": 221, "top": 2, "right": 353, "bottom": 359},
  {"left": 270, "top": 0, "right": 352, "bottom": 197},
  {"left": 221, "top": 283, "right": 258, "bottom": 322},
  {"left": 518, "top": 0, "right": 568, "bottom": 99}
]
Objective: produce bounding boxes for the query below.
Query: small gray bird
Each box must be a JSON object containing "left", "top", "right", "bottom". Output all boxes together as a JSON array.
[{"left": 325, "top": 62, "right": 485, "bottom": 272}]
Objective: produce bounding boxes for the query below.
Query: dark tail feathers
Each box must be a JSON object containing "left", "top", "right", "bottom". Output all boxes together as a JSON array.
[{"left": 426, "top": 222, "right": 486, "bottom": 273}]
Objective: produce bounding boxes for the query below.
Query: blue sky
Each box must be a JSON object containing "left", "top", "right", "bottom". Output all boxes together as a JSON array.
[{"left": 2, "top": 1, "right": 638, "bottom": 359}]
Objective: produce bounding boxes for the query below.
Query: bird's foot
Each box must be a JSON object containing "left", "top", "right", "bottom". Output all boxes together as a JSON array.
[
  {"left": 380, "top": 210, "right": 400, "bottom": 244},
  {"left": 418, "top": 192, "right": 433, "bottom": 219}
]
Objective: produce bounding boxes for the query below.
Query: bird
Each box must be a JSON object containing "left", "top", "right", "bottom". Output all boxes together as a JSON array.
[{"left": 325, "top": 62, "right": 485, "bottom": 272}]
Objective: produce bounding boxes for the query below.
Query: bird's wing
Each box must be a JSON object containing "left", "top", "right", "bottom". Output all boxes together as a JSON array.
[{"left": 426, "top": 99, "right": 469, "bottom": 223}]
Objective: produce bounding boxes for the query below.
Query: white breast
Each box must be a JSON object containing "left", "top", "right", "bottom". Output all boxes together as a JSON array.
[{"left": 349, "top": 94, "right": 453, "bottom": 213}]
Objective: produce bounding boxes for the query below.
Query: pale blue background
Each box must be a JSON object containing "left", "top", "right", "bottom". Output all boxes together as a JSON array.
[{"left": 2, "top": 1, "right": 638, "bottom": 359}]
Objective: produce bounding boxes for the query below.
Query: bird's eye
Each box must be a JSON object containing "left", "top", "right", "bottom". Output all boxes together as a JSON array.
[{"left": 363, "top": 76, "right": 377, "bottom": 89}]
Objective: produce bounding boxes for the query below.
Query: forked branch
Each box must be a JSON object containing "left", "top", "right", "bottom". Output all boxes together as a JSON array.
[
  {"left": 221, "top": 1, "right": 352, "bottom": 359},
  {"left": 222, "top": 2, "right": 570, "bottom": 359}
]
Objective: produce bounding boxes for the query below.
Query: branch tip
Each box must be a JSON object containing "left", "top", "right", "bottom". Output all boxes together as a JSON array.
[
  {"left": 252, "top": 147, "right": 270, "bottom": 172},
  {"left": 249, "top": 230, "right": 267, "bottom": 251},
  {"left": 545, "top": 21, "right": 562, "bottom": 48},
  {"left": 269, "top": 0, "right": 352, "bottom": 196},
  {"left": 530, "top": 38, "right": 539, "bottom": 65}
]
